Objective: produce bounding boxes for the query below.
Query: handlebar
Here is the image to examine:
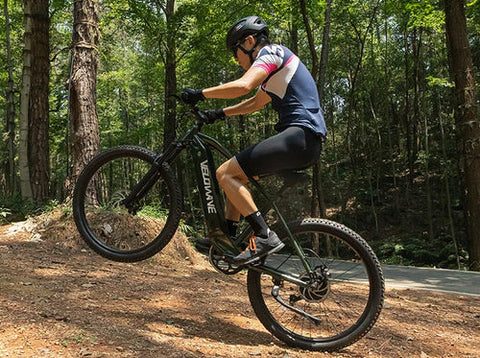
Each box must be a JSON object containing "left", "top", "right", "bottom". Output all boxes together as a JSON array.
[{"left": 170, "top": 94, "right": 211, "bottom": 127}]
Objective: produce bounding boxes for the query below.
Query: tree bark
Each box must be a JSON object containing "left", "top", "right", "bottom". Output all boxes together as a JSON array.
[
  {"left": 298, "top": 0, "right": 319, "bottom": 79},
  {"left": 162, "top": 0, "right": 177, "bottom": 150},
  {"left": 28, "top": 0, "right": 50, "bottom": 202},
  {"left": 67, "top": 0, "right": 100, "bottom": 198},
  {"left": 19, "top": 0, "right": 33, "bottom": 199},
  {"left": 317, "top": 0, "right": 332, "bottom": 102},
  {"left": 2, "top": 0, "right": 16, "bottom": 195},
  {"left": 444, "top": 0, "right": 480, "bottom": 271}
]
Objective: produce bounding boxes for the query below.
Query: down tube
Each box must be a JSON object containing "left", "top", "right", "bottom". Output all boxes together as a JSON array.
[{"left": 190, "top": 136, "right": 228, "bottom": 238}]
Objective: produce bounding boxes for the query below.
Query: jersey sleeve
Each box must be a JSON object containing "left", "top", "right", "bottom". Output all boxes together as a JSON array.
[{"left": 252, "top": 48, "right": 283, "bottom": 76}]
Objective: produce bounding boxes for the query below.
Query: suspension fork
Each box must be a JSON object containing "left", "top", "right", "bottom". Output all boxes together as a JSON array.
[{"left": 121, "top": 141, "right": 185, "bottom": 212}]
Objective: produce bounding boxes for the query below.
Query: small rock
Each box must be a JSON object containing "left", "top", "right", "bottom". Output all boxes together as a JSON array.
[
  {"left": 79, "top": 347, "right": 92, "bottom": 356},
  {"left": 102, "top": 224, "right": 113, "bottom": 237},
  {"left": 29, "top": 233, "right": 43, "bottom": 242},
  {"left": 249, "top": 351, "right": 261, "bottom": 356}
]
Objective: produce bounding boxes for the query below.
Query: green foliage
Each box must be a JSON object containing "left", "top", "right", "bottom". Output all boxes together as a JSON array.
[
  {"left": 374, "top": 236, "right": 467, "bottom": 269},
  {"left": 1, "top": 0, "right": 478, "bottom": 269},
  {"left": 138, "top": 204, "right": 194, "bottom": 236},
  {"left": 0, "top": 206, "right": 11, "bottom": 224}
]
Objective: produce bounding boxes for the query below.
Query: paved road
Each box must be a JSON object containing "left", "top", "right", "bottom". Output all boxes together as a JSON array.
[
  {"left": 263, "top": 255, "right": 480, "bottom": 296},
  {"left": 382, "top": 264, "right": 480, "bottom": 296}
]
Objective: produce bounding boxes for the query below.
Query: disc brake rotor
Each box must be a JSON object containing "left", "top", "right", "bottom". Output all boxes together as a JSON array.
[{"left": 298, "top": 268, "right": 330, "bottom": 302}]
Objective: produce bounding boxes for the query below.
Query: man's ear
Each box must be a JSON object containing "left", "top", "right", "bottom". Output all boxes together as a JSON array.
[{"left": 245, "top": 35, "right": 256, "bottom": 47}]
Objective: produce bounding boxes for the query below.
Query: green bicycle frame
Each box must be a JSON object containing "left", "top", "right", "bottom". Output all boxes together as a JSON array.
[{"left": 155, "top": 114, "right": 315, "bottom": 286}]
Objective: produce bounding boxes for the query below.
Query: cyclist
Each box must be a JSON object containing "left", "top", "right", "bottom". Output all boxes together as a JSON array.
[{"left": 182, "top": 16, "right": 327, "bottom": 265}]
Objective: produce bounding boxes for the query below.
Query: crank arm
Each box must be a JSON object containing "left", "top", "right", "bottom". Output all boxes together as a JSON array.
[{"left": 271, "top": 285, "right": 321, "bottom": 326}]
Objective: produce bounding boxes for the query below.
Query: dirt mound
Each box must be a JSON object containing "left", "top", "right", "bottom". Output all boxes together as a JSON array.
[{"left": 4, "top": 206, "right": 205, "bottom": 266}]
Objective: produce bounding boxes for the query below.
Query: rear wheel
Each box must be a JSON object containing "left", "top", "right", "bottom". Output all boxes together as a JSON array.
[
  {"left": 247, "top": 218, "right": 384, "bottom": 351},
  {"left": 72, "top": 146, "right": 182, "bottom": 262}
]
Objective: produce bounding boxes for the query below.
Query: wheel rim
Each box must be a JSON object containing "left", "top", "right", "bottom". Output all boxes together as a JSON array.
[
  {"left": 78, "top": 152, "right": 174, "bottom": 255},
  {"left": 253, "top": 227, "right": 382, "bottom": 344}
]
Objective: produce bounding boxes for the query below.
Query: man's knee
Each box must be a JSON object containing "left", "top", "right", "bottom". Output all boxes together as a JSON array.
[
  {"left": 216, "top": 159, "right": 248, "bottom": 186},
  {"left": 216, "top": 162, "right": 228, "bottom": 185}
]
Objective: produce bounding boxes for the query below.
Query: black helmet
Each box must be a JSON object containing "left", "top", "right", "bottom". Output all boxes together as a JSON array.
[{"left": 226, "top": 16, "right": 269, "bottom": 53}]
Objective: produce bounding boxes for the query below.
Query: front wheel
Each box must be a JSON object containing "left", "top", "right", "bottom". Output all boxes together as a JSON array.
[
  {"left": 72, "top": 145, "right": 182, "bottom": 262},
  {"left": 247, "top": 218, "right": 384, "bottom": 351}
]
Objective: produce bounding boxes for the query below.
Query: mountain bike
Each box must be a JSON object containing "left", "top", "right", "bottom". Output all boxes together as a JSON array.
[{"left": 72, "top": 97, "right": 384, "bottom": 351}]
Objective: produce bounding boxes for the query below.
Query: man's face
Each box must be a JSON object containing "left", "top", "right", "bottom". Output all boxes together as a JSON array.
[{"left": 233, "top": 36, "right": 255, "bottom": 70}]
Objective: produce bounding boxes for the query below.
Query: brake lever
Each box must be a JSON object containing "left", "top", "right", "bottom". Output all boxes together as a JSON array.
[{"left": 169, "top": 93, "right": 207, "bottom": 124}]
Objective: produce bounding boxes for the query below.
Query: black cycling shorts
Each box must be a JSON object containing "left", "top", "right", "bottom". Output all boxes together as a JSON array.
[{"left": 235, "top": 126, "right": 323, "bottom": 178}]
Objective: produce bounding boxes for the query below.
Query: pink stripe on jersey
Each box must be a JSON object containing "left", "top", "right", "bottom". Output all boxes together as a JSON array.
[
  {"left": 285, "top": 55, "right": 296, "bottom": 66},
  {"left": 254, "top": 62, "right": 278, "bottom": 75}
]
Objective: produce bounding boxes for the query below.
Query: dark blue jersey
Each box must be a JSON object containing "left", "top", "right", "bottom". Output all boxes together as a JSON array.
[{"left": 253, "top": 44, "right": 327, "bottom": 137}]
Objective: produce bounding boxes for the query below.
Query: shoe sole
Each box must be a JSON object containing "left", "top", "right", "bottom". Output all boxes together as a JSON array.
[{"left": 241, "top": 242, "right": 285, "bottom": 266}]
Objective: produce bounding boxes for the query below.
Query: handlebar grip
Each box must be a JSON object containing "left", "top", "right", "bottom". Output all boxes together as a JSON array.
[{"left": 197, "top": 110, "right": 209, "bottom": 123}]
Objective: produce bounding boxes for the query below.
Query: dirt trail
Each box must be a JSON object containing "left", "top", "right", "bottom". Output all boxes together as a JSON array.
[{"left": 0, "top": 211, "right": 479, "bottom": 357}]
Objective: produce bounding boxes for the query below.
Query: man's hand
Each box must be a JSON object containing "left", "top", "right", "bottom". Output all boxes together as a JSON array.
[
  {"left": 181, "top": 88, "right": 205, "bottom": 105},
  {"left": 200, "top": 109, "right": 226, "bottom": 124}
]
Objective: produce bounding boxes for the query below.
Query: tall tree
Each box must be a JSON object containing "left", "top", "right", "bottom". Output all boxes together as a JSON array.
[
  {"left": 28, "top": 0, "right": 50, "bottom": 201},
  {"left": 2, "top": 0, "right": 16, "bottom": 195},
  {"left": 444, "top": 0, "right": 480, "bottom": 270},
  {"left": 318, "top": 0, "right": 332, "bottom": 102},
  {"left": 162, "top": 0, "right": 177, "bottom": 149},
  {"left": 18, "top": 0, "right": 50, "bottom": 201},
  {"left": 18, "top": 0, "right": 33, "bottom": 199},
  {"left": 68, "top": 0, "right": 100, "bottom": 196}
]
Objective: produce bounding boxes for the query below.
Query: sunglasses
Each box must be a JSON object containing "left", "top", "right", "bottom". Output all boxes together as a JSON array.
[{"left": 231, "top": 37, "right": 248, "bottom": 57}]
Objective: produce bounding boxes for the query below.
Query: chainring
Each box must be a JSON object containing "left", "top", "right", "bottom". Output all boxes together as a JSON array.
[{"left": 208, "top": 246, "right": 243, "bottom": 275}]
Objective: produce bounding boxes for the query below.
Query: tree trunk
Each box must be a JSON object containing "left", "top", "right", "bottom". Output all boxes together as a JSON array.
[
  {"left": 439, "top": 109, "right": 461, "bottom": 269},
  {"left": 444, "top": 0, "right": 480, "bottom": 271},
  {"left": 299, "top": 0, "right": 329, "bottom": 221},
  {"left": 28, "top": 0, "right": 50, "bottom": 202},
  {"left": 19, "top": 0, "right": 33, "bottom": 199},
  {"left": 289, "top": 18, "right": 298, "bottom": 55},
  {"left": 162, "top": 0, "right": 177, "bottom": 150},
  {"left": 403, "top": 30, "right": 414, "bottom": 187},
  {"left": 298, "top": 0, "right": 319, "bottom": 79},
  {"left": 2, "top": 0, "right": 16, "bottom": 195},
  {"left": 317, "top": 0, "right": 332, "bottom": 102},
  {"left": 67, "top": 0, "right": 100, "bottom": 198},
  {"left": 423, "top": 108, "right": 434, "bottom": 241},
  {"left": 312, "top": 0, "right": 333, "bottom": 221}
]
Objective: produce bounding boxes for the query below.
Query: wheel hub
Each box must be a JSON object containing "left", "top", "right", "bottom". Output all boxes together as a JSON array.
[{"left": 298, "top": 267, "right": 330, "bottom": 302}]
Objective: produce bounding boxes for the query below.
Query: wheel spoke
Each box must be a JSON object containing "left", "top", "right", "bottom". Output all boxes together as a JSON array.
[
  {"left": 73, "top": 147, "right": 181, "bottom": 262},
  {"left": 247, "top": 219, "right": 384, "bottom": 351}
]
